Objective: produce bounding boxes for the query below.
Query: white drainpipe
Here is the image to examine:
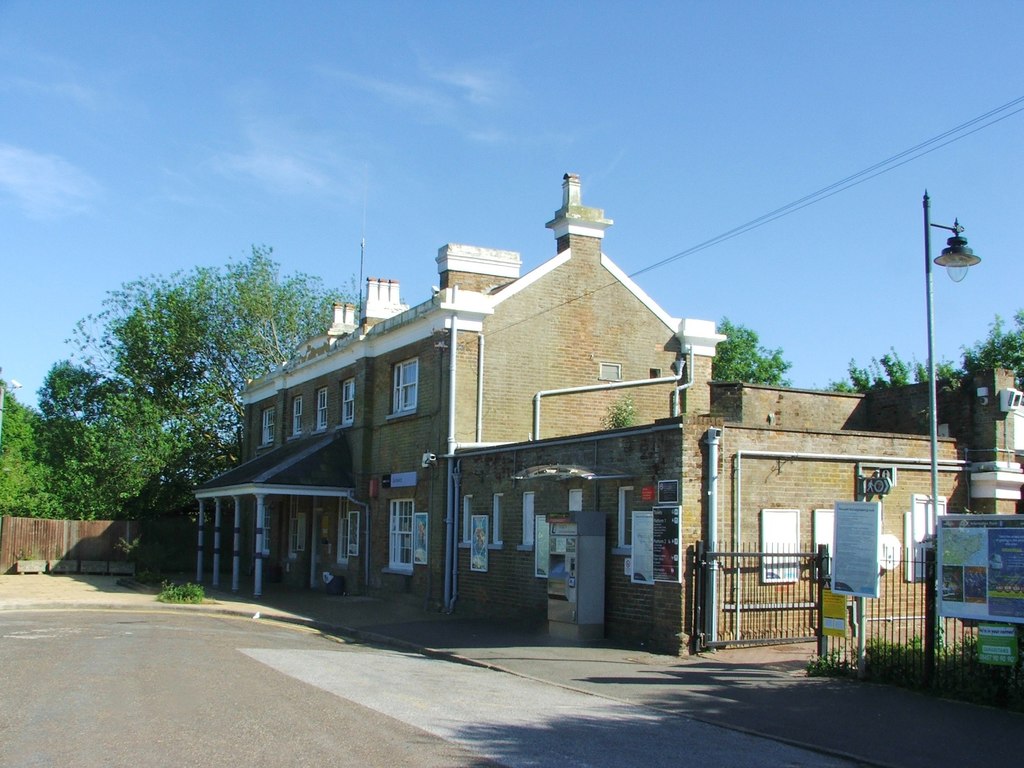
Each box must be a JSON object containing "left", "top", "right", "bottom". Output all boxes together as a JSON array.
[
  {"left": 444, "top": 308, "right": 459, "bottom": 611},
  {"left": 671, "top": 346, "right": 694, "bottom": 417},
  {"left": 533, "top": 372, "right": 681, "bottom": 441},
  {"left": 704, "top": 427, "right": 722, "bottom": 645},
  {"left": 476, "top": 332, "right": 485, "bottom": 442}
]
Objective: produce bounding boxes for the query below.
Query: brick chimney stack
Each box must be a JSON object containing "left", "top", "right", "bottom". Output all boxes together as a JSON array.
[{"left": 545, "top": 173, "right": 613, "bottom": 254}]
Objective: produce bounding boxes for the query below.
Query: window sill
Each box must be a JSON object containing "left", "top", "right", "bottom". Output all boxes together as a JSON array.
[
  {"left": 386, "top": 409, "right": 417, "bottom": 422},
  {"left": 381, "top": 566, "right": 413, "bottom": 576},
  {"left": 516, "top": 544, "right": 534, "bottom": 552},
  {"left": 612, "top": 546, "right": 632, "bottom": 556}
]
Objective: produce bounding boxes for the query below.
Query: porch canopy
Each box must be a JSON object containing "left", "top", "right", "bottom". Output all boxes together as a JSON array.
[
  {"left": 196, "top": 427, "right": 355, "bottom": 499},
  {"left": 193, "top": 428, "right": 356, "bottom": 595}
]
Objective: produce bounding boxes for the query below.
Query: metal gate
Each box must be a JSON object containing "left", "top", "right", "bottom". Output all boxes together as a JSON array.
[{"left": 693, "top": 541, "right": 826, "bottom": 651}]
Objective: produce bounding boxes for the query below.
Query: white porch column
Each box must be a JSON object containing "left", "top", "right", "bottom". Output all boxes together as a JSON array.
[
  {"left": 254, "top": 493, "right": 266, "bottom": 597},
  {"left": 231, "top": 495, "right": 242, "bottom": 593},
  {"left": 212, "top": 497, "right": 223, "bottom": 588},
  {"left": 196, "top": 498, "right": 206, "bottom": 583}
]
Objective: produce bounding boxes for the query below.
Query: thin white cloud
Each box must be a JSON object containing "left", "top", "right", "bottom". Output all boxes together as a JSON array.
[
  {"left": 211, "top": 120, "right": 352, "bottom": 196},
  {"left": 321, "top": 61, "right": 514, "bottom": 141},
  {"left": 0, "top": 144, "right": 99, "bottom": 217},
  {"left": 326, "top": 69, "right": 450, "bottom": 116},
  {"left": 425, "top": 65, "right": 506, "bottom": 107},
  {"left": 1, "top": 74, "right": 102, "bottom": 111}
]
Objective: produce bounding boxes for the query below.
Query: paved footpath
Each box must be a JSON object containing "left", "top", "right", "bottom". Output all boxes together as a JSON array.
[{"left": 2, "top": 573, "right": 1021, "bottom": 768}]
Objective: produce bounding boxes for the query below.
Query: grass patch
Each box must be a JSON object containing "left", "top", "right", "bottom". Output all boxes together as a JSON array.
[{"left": 157, "top": 581, "right": 205, "bottom": 604}]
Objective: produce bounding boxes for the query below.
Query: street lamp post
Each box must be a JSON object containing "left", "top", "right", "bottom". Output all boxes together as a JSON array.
[{"left": 921, "top": 192, "right": 981, "bottom": 686}]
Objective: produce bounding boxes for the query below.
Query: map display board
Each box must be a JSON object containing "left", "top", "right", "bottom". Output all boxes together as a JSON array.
[{"left": 938, "top": 515, "right": 1024, "bottom": 624}]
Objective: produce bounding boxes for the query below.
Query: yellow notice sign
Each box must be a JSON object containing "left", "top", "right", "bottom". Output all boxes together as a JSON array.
[{"left": 822, "top": 588, "right": 848, "bottom": 637}]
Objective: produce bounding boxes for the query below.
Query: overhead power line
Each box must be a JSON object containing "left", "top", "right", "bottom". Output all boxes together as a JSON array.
[
  {"left": 486, "top": 95, "right": 1024, "bottom": 338},
  {"left": 630, "top": 94, "right": 1024, "bottom": 279}
]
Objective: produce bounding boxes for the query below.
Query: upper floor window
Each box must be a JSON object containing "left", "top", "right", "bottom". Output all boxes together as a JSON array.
[
  {"left": 392, "top": 358, "right": 419, "bottom": 415},
  {"left": 291, "top": 396, "right": 303, "bottom": 436},
  {"left": 260, "top": 406, "right": 275, "bottom": 446},
  {"left": 599, "top": 361, "right": 622, "bottom": 381},
  {"left": 341, "top": 378, "right": 355, "bottom": 426},
  {"left": 316, "top": 387, "right": 328, "bottom": 431}
]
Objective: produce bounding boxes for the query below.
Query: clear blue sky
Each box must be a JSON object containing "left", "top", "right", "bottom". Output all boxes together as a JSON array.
[{"left": 2, "top": 1, "right": 1022, "bottom": 409}]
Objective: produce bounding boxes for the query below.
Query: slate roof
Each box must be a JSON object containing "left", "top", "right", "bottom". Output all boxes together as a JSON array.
[{"left": 195, "top": 428, "right": 354, "bottom": 497}]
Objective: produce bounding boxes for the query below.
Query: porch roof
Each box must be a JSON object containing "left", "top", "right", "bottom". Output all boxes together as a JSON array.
[{"left": 194, "top": 428, "right": 355, "bottom": 499}]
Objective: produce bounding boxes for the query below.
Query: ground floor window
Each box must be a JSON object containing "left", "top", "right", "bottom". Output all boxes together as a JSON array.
[
  {"left": 521, "top": 492, "right": 535, "bottom": 546},
  {"left": 389, "top": 499, "right": 414, "bottom": 571},
  {"left": 288, "top": 499, "right": 306, "bottom": 558},
  {"left": 617, "top": 486, "right": 633, "bottom": 550},
  {"left": 337, "top": 500, "right": 359, "bottom": 564}
]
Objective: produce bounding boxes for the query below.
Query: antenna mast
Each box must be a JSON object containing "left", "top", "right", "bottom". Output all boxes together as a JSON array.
[{"left": 358, "top": 168, "right": 367, "bottom": 320}]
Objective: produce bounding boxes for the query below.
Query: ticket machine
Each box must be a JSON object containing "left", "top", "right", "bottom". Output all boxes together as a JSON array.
[{"left": 547, "top": 511, "right": 605, "bottom": 640}]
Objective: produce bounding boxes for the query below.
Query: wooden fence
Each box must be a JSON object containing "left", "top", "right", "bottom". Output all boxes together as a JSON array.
[{"left": 0, "top": 516, "right": 194, "bottom": 575}]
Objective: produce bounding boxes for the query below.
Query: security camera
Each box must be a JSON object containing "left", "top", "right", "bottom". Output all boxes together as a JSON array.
[{"left": 421, "top": 452, "right": 437, "bottom": 467}]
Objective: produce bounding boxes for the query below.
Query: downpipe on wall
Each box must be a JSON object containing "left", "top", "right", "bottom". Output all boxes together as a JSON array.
[{"left": 704, "top": 427, "right": 722, "bottom": 647}]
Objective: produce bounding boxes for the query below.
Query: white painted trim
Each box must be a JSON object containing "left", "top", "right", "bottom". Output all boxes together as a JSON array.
[
  {"left": 490, "top": 251, "right": 572, "bottom": 306},
  {"left": 600, "top": 254, "right": 679, "bottom": 332}
]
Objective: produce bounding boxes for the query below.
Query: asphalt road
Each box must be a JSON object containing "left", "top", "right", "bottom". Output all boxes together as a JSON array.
[{"left": 0, "top": 610, "right": 858, "bottom": 768}]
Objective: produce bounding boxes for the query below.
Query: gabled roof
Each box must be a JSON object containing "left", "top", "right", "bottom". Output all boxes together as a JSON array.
[{"left": 195, "top": 428, "right": 354, "bottom": 499}]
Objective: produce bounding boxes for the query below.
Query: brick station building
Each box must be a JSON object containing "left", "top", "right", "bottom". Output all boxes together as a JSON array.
[{"left": 195, "top": 174, "right": 1023, "bottom": 654}]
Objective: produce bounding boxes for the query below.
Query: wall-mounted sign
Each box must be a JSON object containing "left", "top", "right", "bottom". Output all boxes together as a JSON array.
[
  {"left": 640, "top": 485, "right": 656, "bottom": 502},
  {"left": 382, "top": 471, "right": 417, "bottom": 489},
  {"left": 653, "top": 505, "right": 681, "bottom": 583},
  {"left": 631, "top": 511, "right": 654, "bottom": 584},
  {"left": 657, "top": 480, "right": 679, "bottom": 505}
]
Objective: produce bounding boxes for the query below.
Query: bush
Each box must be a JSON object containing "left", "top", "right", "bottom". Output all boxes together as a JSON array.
[{"left": 157, "top": 581, "right": 205, "bottom": 604}]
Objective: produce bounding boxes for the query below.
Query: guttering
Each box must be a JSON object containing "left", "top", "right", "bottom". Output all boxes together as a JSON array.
[
  {"left": 533, "top": 373, "right": 680, "bottom": 441},
  {"left": 459, "top": 420, "right": 683, "bottom": 460}
]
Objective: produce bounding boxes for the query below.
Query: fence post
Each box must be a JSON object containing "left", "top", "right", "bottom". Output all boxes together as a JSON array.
[
  {"left": 923, "top": 543, "right": 937, "bottom": 688},
  {"left": 815, "top": 544, "right": 828, "bottom": 658}
]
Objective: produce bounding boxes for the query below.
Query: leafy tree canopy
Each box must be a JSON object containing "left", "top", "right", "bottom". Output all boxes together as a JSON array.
[
  {"left": 0, "top": 383, "right": 55, "bottom": 517},
  {"left": 34, "top": 246, "right": 352, "bottom": 519},
  {"left": 962, "top": 310, "right": 1024, "bottom": 387},
  {"left": 712, "top": 317, "right": 792, "bottom": 386}
]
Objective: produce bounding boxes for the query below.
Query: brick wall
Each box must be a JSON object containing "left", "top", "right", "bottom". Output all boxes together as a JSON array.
[{"left": 480, "top": 244, "right": 684, "bottom": 442}]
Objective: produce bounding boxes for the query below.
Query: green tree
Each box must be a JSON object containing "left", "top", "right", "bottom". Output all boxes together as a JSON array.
[
  {"left": 0, "top": 384, "right": 55, "bottom": 517},
  {"left": 37, "top": 363, "right": 179, "bottom": 519},
  {"left": 36, "top": 246, "right": 351, "bottom": 519},
  {"left": 713, "top": 317, "right": 792, "bottom": 386},
  {"left": 963, "top": 310, "right": 1024, "bottom": 387},
  {"left": 830, "top": 349, "right": 962, "bottom": 394}
]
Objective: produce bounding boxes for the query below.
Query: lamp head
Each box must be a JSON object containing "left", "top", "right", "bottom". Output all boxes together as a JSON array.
[{"left": 934, "top": 221, "right": 980, "bottom": 283}]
